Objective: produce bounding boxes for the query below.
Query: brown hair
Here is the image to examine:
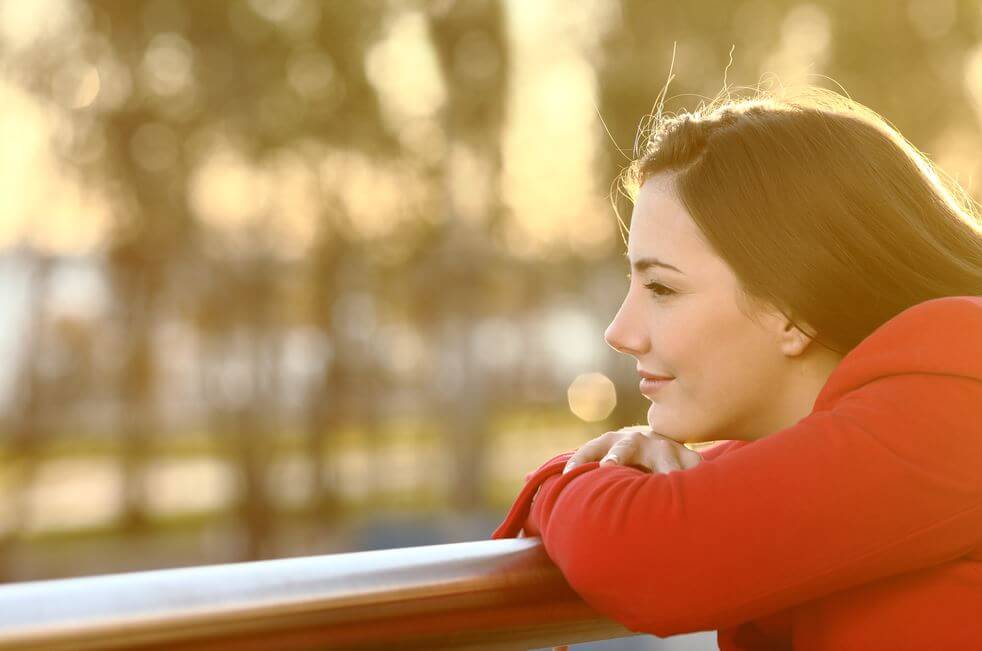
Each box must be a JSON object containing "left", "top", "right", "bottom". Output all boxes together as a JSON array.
[{"left": 617, "top": 83, "right": 982, "bottom": 355}]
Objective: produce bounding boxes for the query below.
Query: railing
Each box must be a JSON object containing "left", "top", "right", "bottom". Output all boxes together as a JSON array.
[{"left": 0, "top": 537, "right": 638, "bottom": 650}]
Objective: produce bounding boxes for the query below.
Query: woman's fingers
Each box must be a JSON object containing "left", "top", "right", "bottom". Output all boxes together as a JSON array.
[
  {"left": 649, "top": 443, "right": 683, "bottom": 474},
  {"left": 680, "top": 447, "right": 705, "bottom": 469},
  {"left": 563, "top": 432, "right": 617, "bottom": 473},
  {"left": 561, "top": 427, "right": 705, "bottom": 475},
  {"left": 564, "top": 431, "right": 645, "bottom": 473},
  {"left": 632, "top": 434, "right": 674, "bottom": 473},
  {"left": 671, "top": 441, "right": 704, "bottom": 469},
  {"left": 599, "top": 436, "right": 638, "bottom": 466}
]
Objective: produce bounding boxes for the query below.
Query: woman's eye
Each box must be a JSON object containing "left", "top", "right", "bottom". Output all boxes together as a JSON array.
[
  {"left": 625, "top": 273, "right": 675, "bottom": 298},
  {"left": 643, "top": 281, "right": 675, "bottom": 297}
]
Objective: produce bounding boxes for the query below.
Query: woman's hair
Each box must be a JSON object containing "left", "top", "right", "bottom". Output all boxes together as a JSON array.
[{"left": 616, "top": 82, "right": 982, "bottom": 355}]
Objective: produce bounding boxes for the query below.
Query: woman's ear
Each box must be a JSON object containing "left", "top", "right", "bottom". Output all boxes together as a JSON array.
[
  {"left": 745, "top": 294, "right": 818, "bottom": 358},
  {"left": 777, "top": 318, "right": 815, "bottom": 358}
]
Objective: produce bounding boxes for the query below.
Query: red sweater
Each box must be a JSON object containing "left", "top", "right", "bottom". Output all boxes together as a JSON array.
[{"left": 492, "top": 295, "right": 982, "bottom": 650}]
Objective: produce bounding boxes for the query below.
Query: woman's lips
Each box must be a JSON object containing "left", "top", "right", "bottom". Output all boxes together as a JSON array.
[{"left": 640, "top": 377, "right": 673, "bottom": 395}]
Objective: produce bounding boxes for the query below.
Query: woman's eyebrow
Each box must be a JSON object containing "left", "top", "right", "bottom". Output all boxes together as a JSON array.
[{"left": 623, "top": 251, "right": 685, "bottom": 275}]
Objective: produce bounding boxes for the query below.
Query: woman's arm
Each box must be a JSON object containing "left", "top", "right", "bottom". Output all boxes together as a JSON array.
[
  {"left": 496, "top": 440, "right": 745, "bottom": 539},
  {"left": 523, "top": 372, "right": 982, "bottom": 638}
]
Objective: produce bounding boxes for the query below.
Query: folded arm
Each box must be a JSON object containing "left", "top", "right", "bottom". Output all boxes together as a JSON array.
[{"left": 523, "top": 374, "right": 982, "bottom": 637}]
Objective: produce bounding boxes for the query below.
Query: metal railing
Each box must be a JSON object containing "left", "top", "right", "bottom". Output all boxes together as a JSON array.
[{"left": 0, "top": 537, "right": 638, "bottom": 650}]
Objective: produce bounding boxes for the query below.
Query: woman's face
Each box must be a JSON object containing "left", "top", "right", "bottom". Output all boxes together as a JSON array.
[{"left": 604, "top": 173, "right": 820, "bottom": 443}]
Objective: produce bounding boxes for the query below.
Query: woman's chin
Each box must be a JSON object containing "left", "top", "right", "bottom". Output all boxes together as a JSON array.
[
  {"left": 647, "top": 407, "right": 706, "bottom": 444},
  {"left": 646, "top": 403, "right": 665, "bottom": 428},
  {"left": 646, "top": 407, "right": 681, "bottom": 442}
]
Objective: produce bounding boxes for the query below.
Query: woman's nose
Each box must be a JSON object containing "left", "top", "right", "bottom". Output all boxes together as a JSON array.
[{"left": 604, "top": 301, "right": 647, "bottom": 356}]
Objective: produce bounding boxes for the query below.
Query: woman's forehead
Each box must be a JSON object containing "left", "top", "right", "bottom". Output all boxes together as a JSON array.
[
  {"left": 629, "top": 183, "right": 698, "bottom": 253},
  {"left": 628, "top": 179, "right": 729, "bottom": 279}
]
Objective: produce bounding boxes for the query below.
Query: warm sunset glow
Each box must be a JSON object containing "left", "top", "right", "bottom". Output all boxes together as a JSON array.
[
  {"left": 0, "top": 3, "right": 977, "bottom": 605},
  {"left": 501, "top": 0, "right": 617, "bottom": 260},
  {"left": 0, "top": 81, "right": 110, "bottom": 254}
]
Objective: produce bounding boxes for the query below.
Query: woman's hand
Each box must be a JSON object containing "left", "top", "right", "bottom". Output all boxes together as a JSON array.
[
  {"left": 548, "top": 428, "right": 701, "bottom": 650},
  {"left": 562, "top": 425, "right": 704, "bottom": 475}
]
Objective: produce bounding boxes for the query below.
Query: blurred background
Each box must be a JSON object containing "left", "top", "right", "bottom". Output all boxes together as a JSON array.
[{"left": 0, "top": 0, "right": 980, "bottom": 648}]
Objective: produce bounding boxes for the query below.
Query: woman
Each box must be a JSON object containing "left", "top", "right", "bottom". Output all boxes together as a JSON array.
[{"left": 492, "top": 85, "right": 982, "bottom": 650}]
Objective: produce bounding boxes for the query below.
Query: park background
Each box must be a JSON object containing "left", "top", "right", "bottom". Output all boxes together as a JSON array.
[{"left": 0, "top": 1, "right": 980, "bottom": 648}]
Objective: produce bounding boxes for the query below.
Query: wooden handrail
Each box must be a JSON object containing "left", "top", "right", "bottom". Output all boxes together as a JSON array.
[{"left": 0, "top": 538, "right": 638, "bottom": 650}]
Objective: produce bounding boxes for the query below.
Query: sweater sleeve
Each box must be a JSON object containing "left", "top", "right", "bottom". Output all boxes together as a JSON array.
[
  {"left": 493, "top": 439, "right": 745, "bottom": 539},
  {"left": 521, "top": 372, "right": 982, "bottom": 638}
]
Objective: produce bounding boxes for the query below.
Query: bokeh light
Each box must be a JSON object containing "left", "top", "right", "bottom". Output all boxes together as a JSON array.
[{"left": 567, "top": 372, "right": 617, "bottom": 422}]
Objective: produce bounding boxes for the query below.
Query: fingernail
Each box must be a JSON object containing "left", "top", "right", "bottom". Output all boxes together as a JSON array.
[{"left": 563, "top": 463, "right": 574, "bottom": 474}]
